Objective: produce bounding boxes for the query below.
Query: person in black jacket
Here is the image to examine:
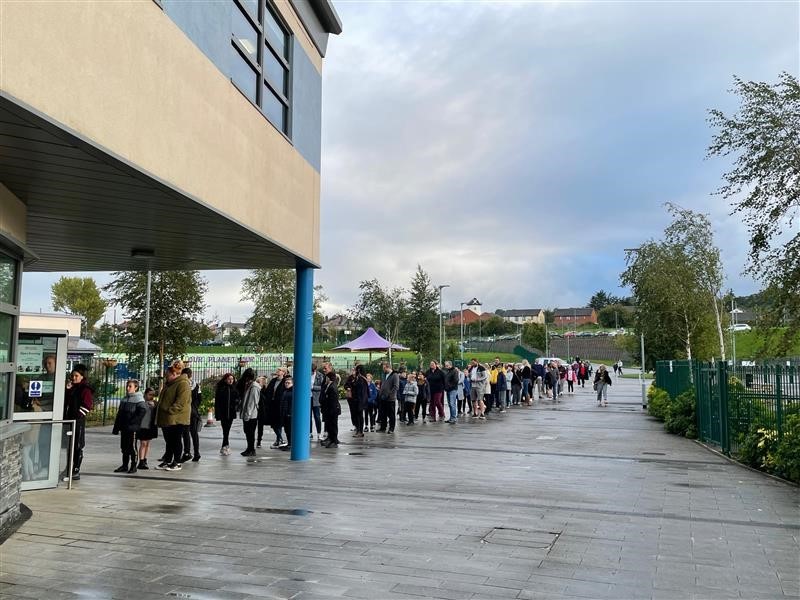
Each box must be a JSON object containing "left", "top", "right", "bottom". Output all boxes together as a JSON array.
[
  {"left": 112, "top": 380, "right": 147, "bottom": 474},
  {"left": 261, "top": 368, "right": 286, "bottom": 448},
  {"left": 214, "top": 373, "right": 239, "bottom": 456},
  {"left": 279, "top": 376, "right": 294, "bottom": 451},
  {"left": 62, "top": 364, "right": 94, "bottom": 481},
  {"left": 424, "top": 361, "right": 446, "bottom": 422},
  {"left": 351, "top": 365, "right": 368, "bottom": 437},
  {"left": 180, "top": 367, "right": 202, "bottom": 462},
  {"left": 321, "top": 370, "right": 341, "bottom": 447}
]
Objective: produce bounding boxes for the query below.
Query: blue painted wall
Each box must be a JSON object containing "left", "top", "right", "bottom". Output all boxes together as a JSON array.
[{"left": 161, "top": 1, "right": 322, "bottom": 173}]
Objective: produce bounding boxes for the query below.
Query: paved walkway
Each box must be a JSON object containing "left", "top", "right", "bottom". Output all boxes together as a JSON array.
[{"left": 1, "top": 375, "right": 798, "bottom": 600}]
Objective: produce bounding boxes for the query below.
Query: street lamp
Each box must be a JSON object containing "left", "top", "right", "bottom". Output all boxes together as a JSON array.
[
  {"left": 624, "top": 247, "right": 648, "bottom": 409},
  {"left": 460, "top": 301, "right": 466, "bottom": 363},
  {"left": 731, "top": 303, "right": 743, "bottom": 369},
  {"left": 437, "top": 284, "right": 450, "bottom": 364}
]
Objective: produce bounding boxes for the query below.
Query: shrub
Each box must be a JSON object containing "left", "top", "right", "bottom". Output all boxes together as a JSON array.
[
  {"left": 736, "top": 423, "right": 776, "bottom": 469},
  {"left": 647, "top": 386, "right": 670, "bottom": 421},
  {"left": 665, "top": 388, "right": 697, "bottom": 438},
  {"left": 773, "top": 415, "right": 800, "bottom": 483}
]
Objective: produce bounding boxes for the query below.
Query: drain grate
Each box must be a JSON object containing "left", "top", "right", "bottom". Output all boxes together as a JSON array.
[{"left": 480, "top": 527, "right": 561, "bottom": 550}]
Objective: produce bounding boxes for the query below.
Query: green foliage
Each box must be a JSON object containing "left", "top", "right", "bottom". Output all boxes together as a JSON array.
[
  {"left": 664, "top": 388, "right": 697, "bottom": 438},
  {"left": 597, "top": 304, "right": 633, "bottom": 329},
  {"left": 482, "top": 315, "right": 515, "bottom": 336},
  {"left": 104, "top": 271, "right": 209, "bottom": 371},
  {"left": 521, "top": 322, "right": 546, "bottom": 351},
  {"left": 647, "top": 385, "right": 670, "bottom": 421},
  {"left": 403, "top": 266, "right": 438, "bottom": 363},
  {"left": 708, "top": 72, "right": 800, "bottom": 354},
  {"left": 774, "top": 415, "right": 800, "bottom": 483},
  {"left": 443, "top": 340, "right": 460, "bottom": 362},
  {"left": 51, "top": 276, "right": 107, "bottom": 333},
  {"left": 349, "top": 278, "right": 407, "bottom": 344},
  {"left": 241, "top": 269, "right": 295, "bottom": 351},
  {"left": 588, "top": 290, "right": 622, "bottom": 310}
]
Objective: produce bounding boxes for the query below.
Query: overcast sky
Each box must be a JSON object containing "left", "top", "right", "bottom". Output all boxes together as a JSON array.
[{"left": 21, "top": 0, "right": 799, "bottom": 324}]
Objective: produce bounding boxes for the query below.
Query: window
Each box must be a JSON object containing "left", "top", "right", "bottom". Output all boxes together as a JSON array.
[
  {"left": 0, "top": 249, "right": 19, "bottom": 422},
  {"left": 230, "top": 0, "right": 291, "bottom": 135}
]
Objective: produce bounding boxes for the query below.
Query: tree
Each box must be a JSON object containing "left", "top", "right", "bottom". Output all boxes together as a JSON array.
[
  {"left": 588, "top": 290, "right": 621, "bottom": 311},
  {"left": 403, "top": 266, "right": 438, "bottom": 365},
  {"left": 51, "top": 276, "right": 107, "bottom": 335},
  {"left": 708, "top": 72, "right": 800, "bottom": 351},
  {"left": 521, "top": 322, "right": 546, "bottom": 351},
  {"left": 544, "top": 309, "right": 555, "bottom": 324},
  {"left": 482, "top": 315, "right": 515, "bottom": 336},
  {"left": 663, "top": 203, "right": 727, "bottom": 360},
  {"left": 103, "top": 271, "right": 208, "bottom": 373},
  {"left": 349, "top": 278, "right": 408, "bottom": 352},
  {"left": 597, "top": 304, "right": 633, "bottom": 329}
]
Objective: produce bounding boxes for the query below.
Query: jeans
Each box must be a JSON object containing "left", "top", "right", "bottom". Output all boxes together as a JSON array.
[
  {"left": 364, "top": 405, "right": 377, "bottom": 429},
  {"left": 414, "top": 397, "right": 428, "bottom": 421},
  {"left": 163, "top": 425, "right": 184, "bottom": 464},
  {"left": 512, "top": 385, "right": 522, "bottom": 405},
  {"left": 430, "top": 391, "right": 445, "bottom": 421},
  {"left": 182, "top": 416, "right": 200, "bottom": 457},
  {"left": 446, "top": 390, "right": 458, "bottom": 421},
  {"left": 311, "top": 405, "right": 322, "bottom": 434},
  {"left": 522, "top": 379, "right": 531, "bottom": 402}
]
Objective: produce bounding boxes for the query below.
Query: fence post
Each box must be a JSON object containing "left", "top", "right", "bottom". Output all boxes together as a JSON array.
[
  {"left": 775, "top": 364, "right": 783, "bottom": 438},
  {"left": 717, "top": 361, "right": 729, "bottom": 454}
]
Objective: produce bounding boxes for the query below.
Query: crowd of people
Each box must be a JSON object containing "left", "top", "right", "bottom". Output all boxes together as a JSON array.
[{"left": 62, "top": 355, "right": 617, "bottom": 480}]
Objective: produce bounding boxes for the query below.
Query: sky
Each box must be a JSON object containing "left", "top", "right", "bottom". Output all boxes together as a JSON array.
[{"left": 20, "top": 0, "right": 800, "bottom": 325}]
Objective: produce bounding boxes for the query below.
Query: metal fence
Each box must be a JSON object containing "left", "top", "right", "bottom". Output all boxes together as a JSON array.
[{"left": 655, "top": 359, "right": 800, "bottom": 455}]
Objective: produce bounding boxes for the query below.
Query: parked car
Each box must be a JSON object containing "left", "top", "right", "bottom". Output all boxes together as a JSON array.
[
  {"left": 730, "top": 323, "right": 752, "bottom": 332},
  {"left": 576, "top": 331, "right": 594, "bottom": 337}
]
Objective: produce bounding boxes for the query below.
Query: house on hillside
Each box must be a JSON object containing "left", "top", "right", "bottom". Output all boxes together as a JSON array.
[
  {"left": 496, "top": 308, "right": 545, "bottom": 325},
  {"left": 554, "top": 308, "right": 598, "bottom": 327},
  {"left": 321, "top": 314, "right": 354, "bottom": 342}
]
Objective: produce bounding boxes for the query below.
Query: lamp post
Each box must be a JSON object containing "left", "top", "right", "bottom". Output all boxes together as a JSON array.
[
  {"left": 437, "top": 284, "right": 450, "bottom": 364},
  {"left": 101, "top": 357, "right": 118, "bottom": 425},
  {"left": 731, "top": 303, "right": 743, "bottom": 369},
  {"left": 624, "top": 247, "right": 648, "bottom": 409},
  {"left": 460, "top": 301, "right": 466, "bottom": 364}
]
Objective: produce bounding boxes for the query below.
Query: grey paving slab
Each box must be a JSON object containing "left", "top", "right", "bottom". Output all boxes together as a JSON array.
[{"left": 1, "top": 376, "right": 797, "bottom": 599}]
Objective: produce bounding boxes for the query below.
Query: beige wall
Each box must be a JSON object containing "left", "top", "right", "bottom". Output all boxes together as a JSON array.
[
  {"left": 0, "top": 0, "right": 321, "bottom": 265},
  {"left": 0, "top": 183, "right": 26, "bottom": 245},
  {"left": 20, "top": 314, "right": 81, "bottom": 337}
]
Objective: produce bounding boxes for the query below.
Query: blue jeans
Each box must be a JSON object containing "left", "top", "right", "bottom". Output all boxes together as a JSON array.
[
  {"left": 447, "top": 390, "right": 458, "bottom": 421},
  {"left": 522, "top": 379, "right": 531, "bottom": 401}
]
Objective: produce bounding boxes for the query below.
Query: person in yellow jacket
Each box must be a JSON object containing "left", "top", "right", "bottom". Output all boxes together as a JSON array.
[{"left": 155, "top": 359, "right": 192, "bottom": 471}]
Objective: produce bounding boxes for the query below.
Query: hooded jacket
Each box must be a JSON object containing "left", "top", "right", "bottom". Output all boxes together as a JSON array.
[
  {"left": 214, "top": 382, "right": 239, "bottom": 421},
  {"left": 113, "top": 391, "right": 146, "bottom": 434},
  {"left": 64, "top": 380, "right": 94, "bottom": 421},
  {"left": 240, "top": 379, "right": 261, "bottom": 421},
  {"left": 156, "top": 374, "right": 192, "bottom": 427}
]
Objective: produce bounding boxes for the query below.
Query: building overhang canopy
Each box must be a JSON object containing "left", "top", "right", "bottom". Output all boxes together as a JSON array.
[{"left": 0, "top": 95, "right": 312, "bottom": 272}]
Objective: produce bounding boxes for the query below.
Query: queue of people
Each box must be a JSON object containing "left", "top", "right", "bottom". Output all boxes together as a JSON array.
[{"left": 97, "top": 355, "right": 613, "bottom": 477}]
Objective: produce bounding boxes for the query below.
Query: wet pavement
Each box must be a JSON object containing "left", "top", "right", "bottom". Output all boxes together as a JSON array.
[{"left": 1, "top": 375, "right": 798, "bottom": 599}]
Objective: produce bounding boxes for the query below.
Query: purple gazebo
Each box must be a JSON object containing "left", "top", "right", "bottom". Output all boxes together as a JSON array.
[{"left": 332, "top": 327, "right": 409, "bottom": 363}]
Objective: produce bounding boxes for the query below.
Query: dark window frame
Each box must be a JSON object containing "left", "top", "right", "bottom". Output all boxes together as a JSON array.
[{"left": 0, "top": 248, "right": 21, "bottom": 424}]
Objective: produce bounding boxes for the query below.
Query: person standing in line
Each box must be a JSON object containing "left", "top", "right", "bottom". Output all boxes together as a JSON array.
[
  {"left": 594, "top": 365, "right": 613, "bottom": 407},
  {"left": 180, "top": 367, "right": 202, "bottom": 463},
  {"left": 343, "top": 368, "right": 358, "bottom": 431},
  {"left": 443, "top": 361, "right": 459, "bottom": 424},
  {"left": 468, "top": 359, "right": 487, "bottom": 420},
  {"left": 279, "top": 376, "right": 294, "bottom": 451},
  {"left": 377, "top": 362, "right": 399, "bottom": 433},
  {"left": 396, "top": 367, "right": 408, "bottom": 424},
  {"left": 237, "top": 368, "right": 260, "bottom": 456},
  {"left": 532, "top": 360, "right": 546, "bottom": 399},
  {"left": 456, "top": 366, "right": 466, "bottom": 416},
  {"left": 415, "top": 373, "right": 430, "bottom": 423},
  {"left": 495, "top": 365, "right": 507, "bottom": 412},
  {"left": 155, "top": 360, "right": 192, "bottom": 471},
  {"left": 62, "top": 364, "right": 94, "bottom": 482},
  {"left": 136, "top": 387, "right": 158, "bottom": 469},
  {"left": 214, "top": 373, "right": 238, "bottom": 456},
  {"left": 112, "top": 379, "right": 146, "bottom": 474},
  {"left": 310, "top": 364, "right": 325, "bottom": 442},
  {"left": 365, "top": 373, "right": 378, "bottom": 432},
  {"left": 520, "top": 360, "right": 532, "bottom": 405},
  {"left": 321, "top": 370, "right": 341, "bottom": 447},
  {"left": 268, "top": 368, "right": 287, "bottom": 448},
  {"left": 505, "top": 364, "right": 514, "bottom": 407},
  {"left": 461, "top": 368, "right": 472, "bottom": 415},
  {"left": 402, "top": 372, "right": 418, "bottom": 425},
  {"left": 351, "top": 365, "right": 368, "bottom": 437},
  {"left": 511, "top": 364, "right": 523, "bottom": 406},
  {"left": 425, "top": 361, "right": 446, "bottom": 422}
]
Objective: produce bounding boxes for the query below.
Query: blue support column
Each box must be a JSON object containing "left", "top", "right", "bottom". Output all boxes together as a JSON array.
[{"left": 290, "top": 267, "right": 314, "bottom": 461}]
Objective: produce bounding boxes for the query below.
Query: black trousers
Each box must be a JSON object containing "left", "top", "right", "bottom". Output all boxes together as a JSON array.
[
  {"left": 71, "top": 419, "right": 86, "bottom": 471},
  {"left": 119, "top": 431, "right": 136, "bottom": 461},
  {"left": 323, "top": 415, "right": 339, "bottom": 444},
  {"left": 364, "top": 406, "right": 377, "bottom": 429},
  {"left": 414, "top": 398, "right": 428, "bottom": 420},
  {"left": 163, "top": 425, "right": 185, "bottom": 464},
  {"left": 352, "top": 405, "right": 364, "bottom": 433},
  {"left": 403, "top": 401, "right": 415, "bottom": 424},
  {"left": 378, "top": 400, "right": 395, "bottom": 430},
  {"left": 182, "top": 416, "right": 200, "bottom": 457},
  {"left": 257, "top": 417, "right": 267, "bottom": 444},
  {"left": 243, "top": 419, "right": 258, "bottom": 451},
  {"left": 220, "top": 418, "right": 233, "bottom": 447},
  {"left": 282, "top": 415, "right": 292, "bottom": 446}
]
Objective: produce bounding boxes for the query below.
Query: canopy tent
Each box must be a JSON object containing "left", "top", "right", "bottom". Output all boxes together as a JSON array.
[{"left": 332, "top": 327, "right": 409, "bottom": 363}]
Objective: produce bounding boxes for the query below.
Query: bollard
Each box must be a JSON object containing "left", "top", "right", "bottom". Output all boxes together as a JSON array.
[{"left": 204, "top": 410, "right": 216, "bottom": 427}]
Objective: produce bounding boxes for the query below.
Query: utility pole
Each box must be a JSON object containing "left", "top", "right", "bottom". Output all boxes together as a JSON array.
[{"left": 460, "top": 301, "right": 466, "bottom": 364}]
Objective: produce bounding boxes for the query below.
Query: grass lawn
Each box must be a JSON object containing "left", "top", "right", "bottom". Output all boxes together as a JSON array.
[{"left": 730, "top": 329, "right": 800, "bottom": 360}]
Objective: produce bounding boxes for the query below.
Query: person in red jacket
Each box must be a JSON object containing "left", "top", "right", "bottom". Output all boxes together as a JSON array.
[{"left": 63, "top": 364, "right": 94, "bottom": 481}]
